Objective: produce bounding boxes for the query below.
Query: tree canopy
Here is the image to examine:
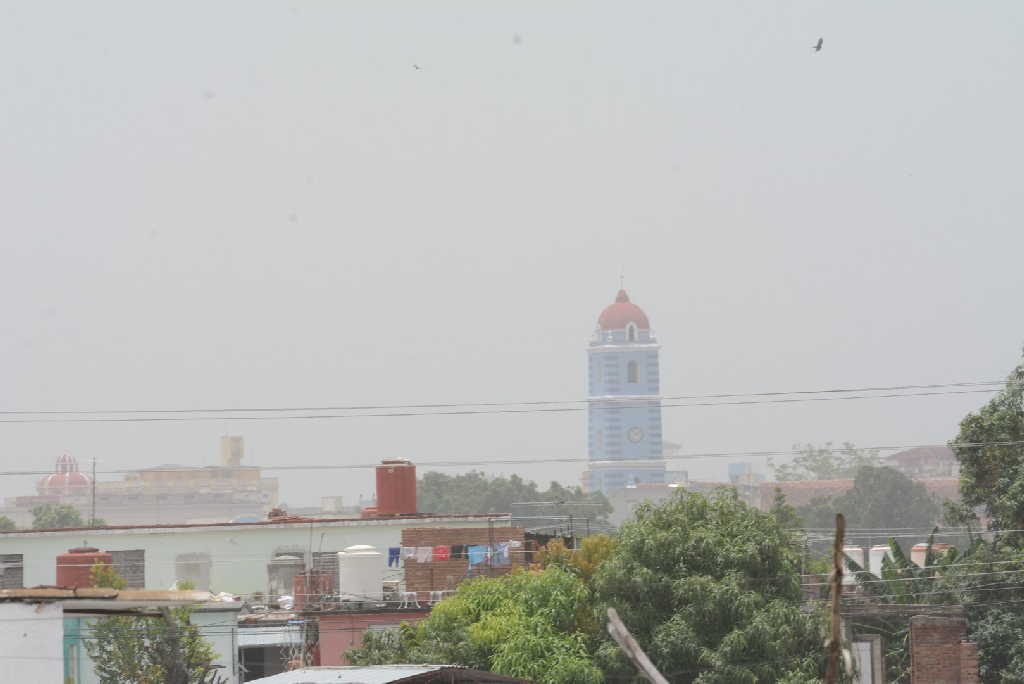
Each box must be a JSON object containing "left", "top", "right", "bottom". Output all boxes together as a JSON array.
[
  {"left": 797, "top": 465, "right": 941, "bottom": 531},
  {"left": 31, "top": 503, "right": 84, "bottom": 529},
  {"left": 771, "top": 442, "right": 880, "bottom": 481},
  {"left": 348, "top": 566, "right": 604, "bottom": 684},
  {"left": 0, "top": 515, "right": 16, "bottom": 531},
  {"left": 594, "top": 489, "right": 826, "bottom": 683},
  {"left": 351, "top": 491, "right": 831, "bottom": 683},
  {"left": 417, "top": 471, "right": 612, "bottom": 530},
  {"left": 952, "top": 354, "right": 1024, "bottom": 533}
]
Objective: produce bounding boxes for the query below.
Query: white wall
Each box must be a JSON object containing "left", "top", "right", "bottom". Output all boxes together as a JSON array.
[
  {"left": 0, "top": 602, "right": 65, "bottom": 682},
  {"left": 0, "top": 516, "right": 506, "bottom": 595},
  {"left": 193, "top": 606, "right": 242, "bottom": 684}
]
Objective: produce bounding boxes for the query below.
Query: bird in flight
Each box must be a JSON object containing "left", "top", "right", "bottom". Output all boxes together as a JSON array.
[
  {"left": 412, "top": 64, "right": 421, "bottom": 70},
  {"left": 813, "top": 37, "right": 823, "bottom": 52}
]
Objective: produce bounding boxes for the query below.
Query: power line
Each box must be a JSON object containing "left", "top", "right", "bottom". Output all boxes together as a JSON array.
[
  {"left": 0, "top": 380, "right": 1011, "bottom": 424},
  {"left": 0, "top": 439, "right": 1018, "bottom": 478}
]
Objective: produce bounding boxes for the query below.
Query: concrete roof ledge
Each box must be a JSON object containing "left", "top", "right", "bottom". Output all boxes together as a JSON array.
[{"left": 0, "top": 588, "right": 217, "bottom": 603}]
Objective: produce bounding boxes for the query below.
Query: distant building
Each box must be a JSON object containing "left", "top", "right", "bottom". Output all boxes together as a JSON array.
[
  {"left": 0, "top": 436, "right": 279, "bottom": 527},
  {"left": 760, "top": 477, "right": 961, "bottom": 510},
  {"left": 582, "top": 288, "right": 666, "bottom": 493},
  {"left": 0, "top": 459, "right": 516, "bottom": 597},
  {"left": 885, "top": 445, "right": 960, "bottom": 477}
]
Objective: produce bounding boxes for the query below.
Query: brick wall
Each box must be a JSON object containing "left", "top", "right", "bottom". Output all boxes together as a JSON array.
[
  {"left": 910, "top": 615, "right": 980, "bottom": 684},
  {"left": 960, "top": 641, "right": 980, "bottom": 682},
  {"left": 319, "top": 609, "right": 430, "bottom": 665},
  {"left": 400, "top": 527, "right": 527, "bottom": 601}
]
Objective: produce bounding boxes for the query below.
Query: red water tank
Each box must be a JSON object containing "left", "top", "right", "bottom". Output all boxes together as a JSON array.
[
  {"left": 56, "top": 547, "right": 113, "bottom": 588},
  {"left": 375, "top": 459, "right": 417, "bottom": 515}
]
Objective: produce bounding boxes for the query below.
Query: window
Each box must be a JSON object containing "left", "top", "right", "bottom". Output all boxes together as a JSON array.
[
  {"left": 175, "top": 553, "right": 212, "bottom": 590},
  {"left": 627, "top": 361, "right": 639, "bottom": 383},
  {"left": 0, "top": 554, "right": 23, "bottom": 589},
  {"left": 110, "top": 550, "right": 145, "bottom": 588},
  {"left": 626, "top": 323, "right": 637, "bottom": 342}
]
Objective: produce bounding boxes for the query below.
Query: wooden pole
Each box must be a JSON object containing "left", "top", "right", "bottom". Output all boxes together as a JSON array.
[
  {"left": 825, "top": 512, "right": 845, "bottom": 684},
  {"left": 607, "top": 607, "right": 669, "bottom": 684}
]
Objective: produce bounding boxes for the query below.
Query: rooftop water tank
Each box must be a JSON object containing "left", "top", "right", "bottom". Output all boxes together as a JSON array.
[
  {"left": 268, "top": 555, "right": 304, "bottom": 600},
  {"left": 869, "top": 545, "right": 892, "bottom": 578},
  {"left": 338, "top": 545, "right": 384, "bottom": 603},
  {"left": 375, "top": 460, "right": 417, "bottom": 515},
  {"left": 56, "top": 547, "right": 113, "bottom": 588}
]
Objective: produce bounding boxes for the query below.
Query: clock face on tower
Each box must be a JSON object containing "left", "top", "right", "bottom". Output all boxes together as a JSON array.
[{"left": 627, "top": 426, "right": 645, "bottom": 443}]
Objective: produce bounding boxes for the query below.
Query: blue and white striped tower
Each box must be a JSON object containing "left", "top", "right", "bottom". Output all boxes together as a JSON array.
[{"left": 584, "top": 289, "right": 666, "bottom": 493}]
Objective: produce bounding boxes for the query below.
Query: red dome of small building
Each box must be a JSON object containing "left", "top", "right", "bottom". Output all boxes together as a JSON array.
[
  {"left": 597, "top": 289, "right": 650, "bottom": 331},
  {"left": 37, "top": 454, "right": 91, "bottom": 494}
]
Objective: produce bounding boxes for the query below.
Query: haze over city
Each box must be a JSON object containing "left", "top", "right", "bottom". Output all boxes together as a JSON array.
[{"left": 2, "top": 1, "right": 1023, "bottom": 508}]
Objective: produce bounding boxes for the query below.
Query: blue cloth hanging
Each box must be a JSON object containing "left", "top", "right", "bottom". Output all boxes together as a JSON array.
[{"left": 467, "top": 545, "right": 488, "bottom": 566}]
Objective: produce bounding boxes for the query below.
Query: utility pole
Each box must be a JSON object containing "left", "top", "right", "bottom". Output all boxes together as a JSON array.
[
  {"left": 825, "top": 513, "right": 845, "bottom": 684},
  {"left": 90, "top": 457, "right": 97, "bottom": 527}
]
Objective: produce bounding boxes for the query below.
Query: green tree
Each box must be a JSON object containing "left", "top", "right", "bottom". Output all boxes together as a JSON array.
[
  {"left": 417, "top": 471, "right": 612, "bottom": 528},
  {"left": 952, "top": 354, "right": 1024, "bottom": 534},
  {"left": 594, "top": 489, "right": 827, "bottom": 683},
  {"left": 31, "top": 503, "right": 84, "bottom": 529},
  {"left": 771, "top": 442, "right": 880, "bottom": 481},
  {"left": 85, "top": 563, "right": 221, "bottom": 683},
  {"left": 0, "top": 515, "right": 16, "bottom": 531},
  {"left": 847, "top": 532, "right": 1024, "bottom": 684},
  {"left": 348, "top": 567, "right": 603, "bottom": 684},
  {"left": 536, "top": 534, "right": 615, "bottom": 586},
  {"left": 797, "top": 466, "right": 941, "bottom": 531}
]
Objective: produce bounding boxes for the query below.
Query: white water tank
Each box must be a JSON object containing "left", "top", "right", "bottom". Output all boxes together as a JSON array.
[
  {"left": 869, "top": 545, "right": 892, "bottom": 577},
  {"left": 338, "top": 545, "right": 384, "bottom": 602},
  {"left": 842, "top": 547, "right": 865, "bottom": 585}
]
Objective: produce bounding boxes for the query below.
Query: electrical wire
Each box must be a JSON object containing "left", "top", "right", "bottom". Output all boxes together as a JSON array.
[
  {"left": 0, "top": 438, "right": 1019, "bottom": 478},
  {"left": 1, "top": 379, "right": 1011, "bottom": 417},
  {"left": 0, "top": 382, "right": 1010, "bottom": 425}
]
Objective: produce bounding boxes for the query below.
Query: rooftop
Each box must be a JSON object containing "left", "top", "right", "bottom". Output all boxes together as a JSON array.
[
  {"left": 0, "top": 512, "right": 512, "bottom": 536},
  {"left": 0, "top": 588, "right": 242, "bottom": 614},
  {"left": 249, "top": 665, "right": 530, "bottom": 683}
]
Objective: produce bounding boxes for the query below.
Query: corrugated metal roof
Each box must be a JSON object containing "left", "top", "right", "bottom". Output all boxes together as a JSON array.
[
  {"left": 247, "top": 665, "right": 529, "bottom": 684},
  {"left": 248, "top": 666, "right": 444, "bottom": 683}
]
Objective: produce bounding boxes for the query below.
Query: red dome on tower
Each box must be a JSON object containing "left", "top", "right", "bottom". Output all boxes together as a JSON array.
[
  {"left": 597, "top": 289, "right": 650, "bottom": 331},
  {"left": 37, "top": 454, "right": 91, "bottom": 494}
]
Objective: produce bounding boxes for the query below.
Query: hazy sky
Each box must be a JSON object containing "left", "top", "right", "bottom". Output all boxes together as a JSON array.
[{"left": 2, "top": 2, "right": 1022, "bottom": 508}]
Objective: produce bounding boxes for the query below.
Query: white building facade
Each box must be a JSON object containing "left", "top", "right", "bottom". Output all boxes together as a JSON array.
[{"left": 0, "top": 514, "right": 510, "bottom": 596}]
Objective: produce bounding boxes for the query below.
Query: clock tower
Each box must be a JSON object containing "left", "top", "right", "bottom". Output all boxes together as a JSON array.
[{"left": 583, "top": 288, "right": 666, "bottom": 493}]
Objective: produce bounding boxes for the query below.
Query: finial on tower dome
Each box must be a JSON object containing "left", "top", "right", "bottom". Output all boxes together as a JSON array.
[{"left": 615, "top": 289, "right": 630, "bottom": 303}]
